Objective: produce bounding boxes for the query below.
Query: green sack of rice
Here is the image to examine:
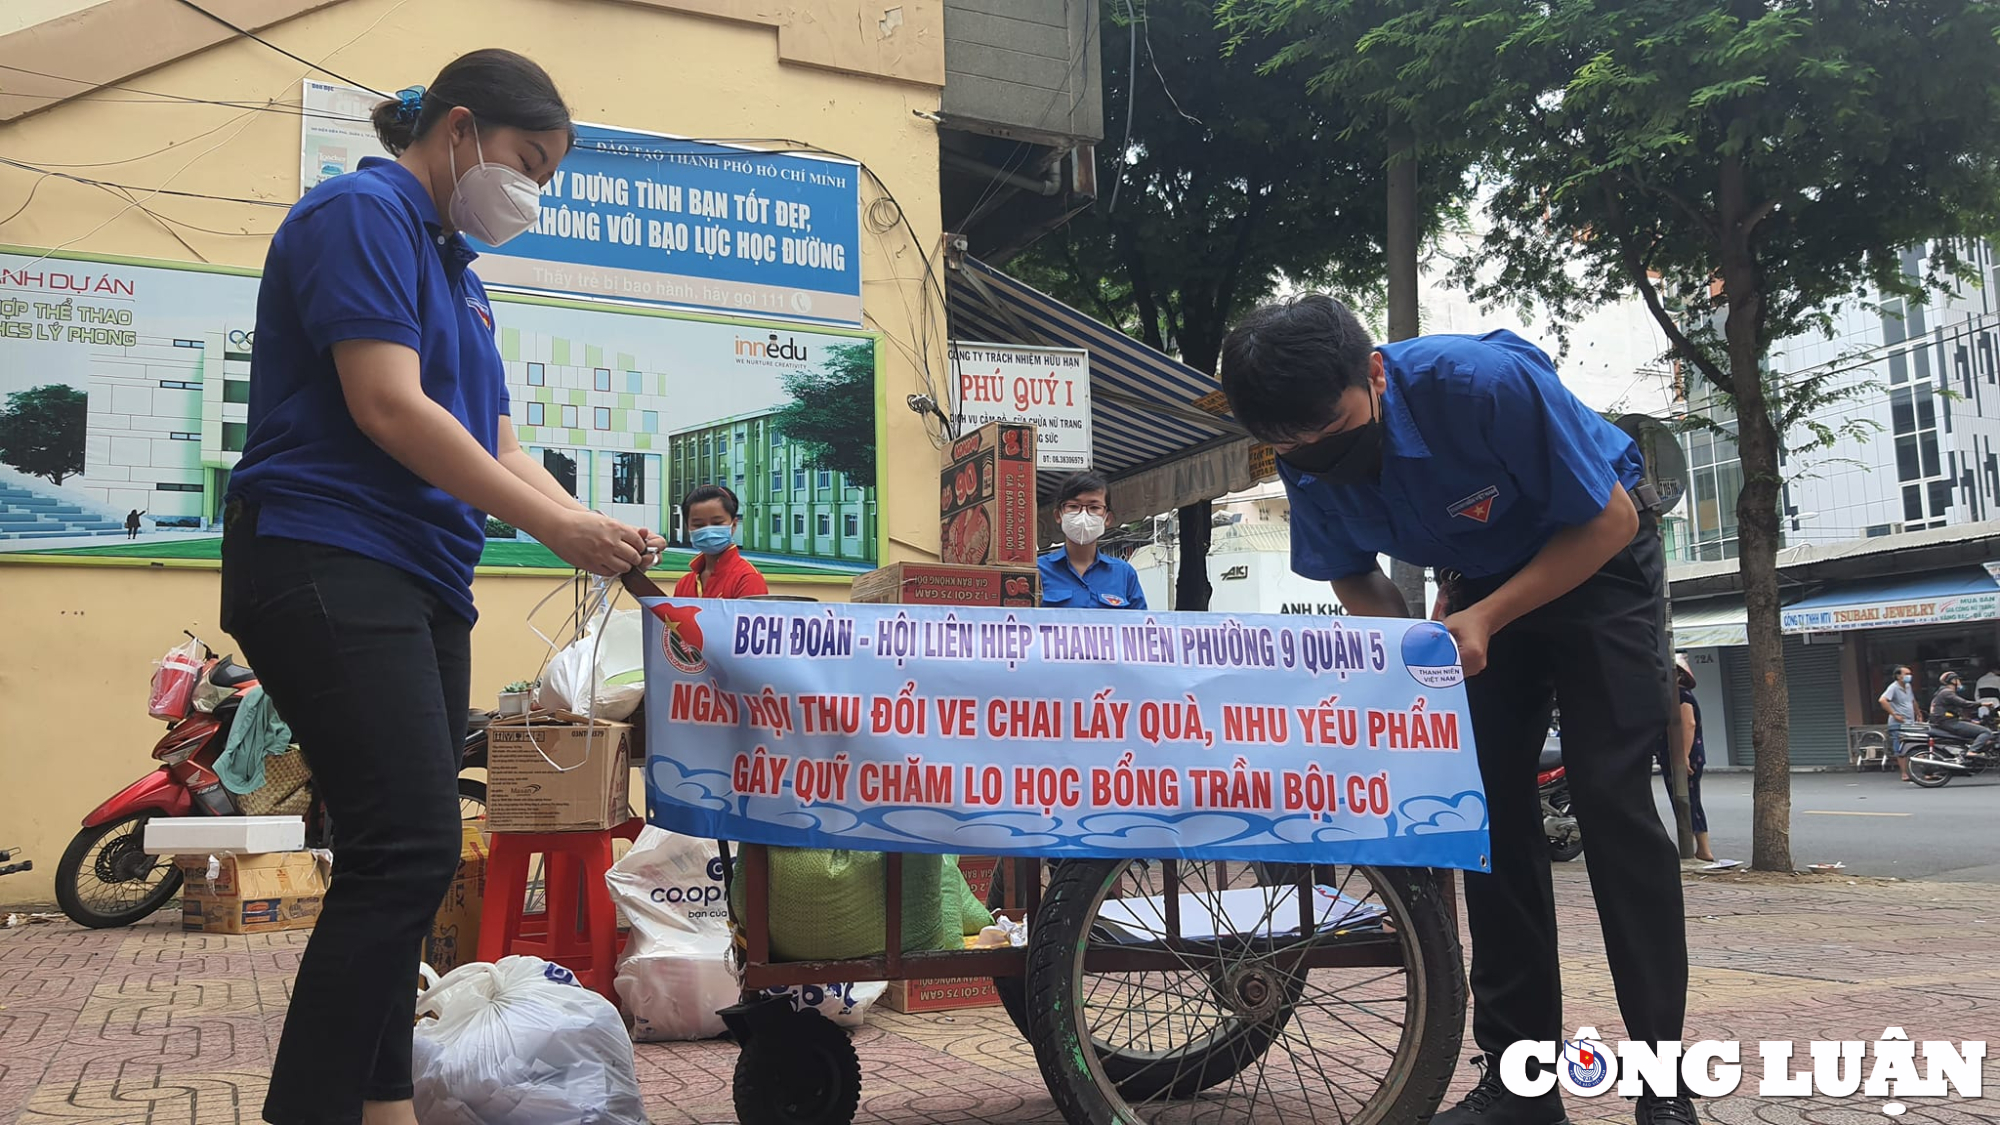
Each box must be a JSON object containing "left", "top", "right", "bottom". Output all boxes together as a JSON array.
[
  {"left": 731, "top": 848, "right": 962, "bottom": 961},
  {"left": 950, "top": 859, "right": 993, "bottom": 936}
]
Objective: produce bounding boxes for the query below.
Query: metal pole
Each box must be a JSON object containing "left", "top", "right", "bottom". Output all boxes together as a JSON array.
[{"left": 1661, "top": 528, "right": 1696, "bottom": 862}]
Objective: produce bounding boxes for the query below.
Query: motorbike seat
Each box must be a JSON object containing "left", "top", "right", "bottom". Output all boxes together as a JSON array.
[
  {"left": 209, "top": 659, "right": 257, "bottom": 688},
  {"left": 1536, "top": 745, "right": 1564, "bottom": 771}
]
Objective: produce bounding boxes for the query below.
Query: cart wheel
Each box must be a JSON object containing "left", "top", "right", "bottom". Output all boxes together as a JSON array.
[
  {"left": 1027, "top": 859, "right": 1464, "bottom": 1125},
  {"left": 732, "top": 1010, "right": 861, "bottom": 1125}
]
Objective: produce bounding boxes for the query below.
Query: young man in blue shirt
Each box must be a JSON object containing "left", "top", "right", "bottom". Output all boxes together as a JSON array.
[
  {"left": 1219, "top": 296, "right": 1692, "bottom": 1125},
  {"left": 1039, "top": 472, "right": 1147, "bottom": 610}
]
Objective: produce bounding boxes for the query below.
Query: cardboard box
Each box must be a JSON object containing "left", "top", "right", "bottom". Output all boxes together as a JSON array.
[
  {"left": 424, "top": 820, "right": 488, "bottom": 975},
  {"left": 940, "top": 422, "right": 1038, "bottom": 567},
  {"left": 956, "top": 855, "right": 998, "bottom": 904},
  {"left": 885, "top": 975, "right": 1001, "bottom": 1013},
  {"left": 176, "top": 851, "right": 327, "bottom": 935},
  {"left": 487, "top": 713, "right": 632, "bottom": 833},
  {"left": 851, "top": 563, "right": 1039, "bottom": 607}
]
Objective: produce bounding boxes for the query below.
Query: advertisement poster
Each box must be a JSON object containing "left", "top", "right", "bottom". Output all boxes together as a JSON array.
[
  {"left": 0, "top": 247, "right": 880, "bottom": 577},
  {"left": 297, "top": 84, "right": 863, "bottom": 325},
  {"left": 947, "top": 341, "right": 1092, "bottom": 471},
  {"left": 300, "top": 80, "right": 385, "bottom": 193},
  {"left": 642, "top": 599, "right": 1490, "bottom": 870}
]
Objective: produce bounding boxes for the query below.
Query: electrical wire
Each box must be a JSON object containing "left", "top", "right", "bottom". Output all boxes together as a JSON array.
[
  {"left": 0, "top": 63, "right": 369, "bottom": 123},
  {"left": 169, "top": 0, "right": 388, "bottom": 98},
  {"left": 1107, "top": 0, "right": 1139, "bottom": 215}
]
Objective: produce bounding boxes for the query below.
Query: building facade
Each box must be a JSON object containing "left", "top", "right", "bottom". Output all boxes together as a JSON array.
[
  {"left": 1673, "top": 241, "right": 2000, "bottom": 562},
  {"left": 667, "top": 409, "right": 876, "bottom": 564}
]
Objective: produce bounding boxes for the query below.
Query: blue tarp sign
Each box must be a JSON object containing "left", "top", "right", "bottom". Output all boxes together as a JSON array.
[
  {"left": 641, "top": 600, "right": 1490, "bottom": 871},
  {"left": 472, "top": 125, "right": 863, "bottom": 325}
]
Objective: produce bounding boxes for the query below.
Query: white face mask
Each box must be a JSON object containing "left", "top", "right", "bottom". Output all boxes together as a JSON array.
[
  {"left": 1062, "top": 510, "right": 1107, "bottom": 546},
  {"left": 448, "top": 123, "right": 541, "bottom": 247}
]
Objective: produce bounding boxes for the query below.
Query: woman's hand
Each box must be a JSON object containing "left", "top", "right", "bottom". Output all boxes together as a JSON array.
[
  {"left": 537, "top": 509, "right": 649, "bottom": 576},
  {"left": 637, "top": 529, "right": 667, "bottom": 570}
]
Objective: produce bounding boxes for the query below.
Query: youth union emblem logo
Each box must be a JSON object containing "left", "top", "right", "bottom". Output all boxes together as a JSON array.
[{"left": 1400, "top": 621, "right": 1464, "bottom": 688}]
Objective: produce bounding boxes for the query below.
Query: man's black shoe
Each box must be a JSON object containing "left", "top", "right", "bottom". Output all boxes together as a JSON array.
[
  {"left": 1636, "top": 1094, "right": 1700, "bottom": 1125},
  {"left": 1433, "top": 1058, "right": 1570, "bottom": 1125}
]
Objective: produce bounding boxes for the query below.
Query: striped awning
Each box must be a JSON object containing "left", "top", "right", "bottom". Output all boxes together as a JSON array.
[{"left": 946, "top": 256, "right": 1250, "bottom": 507}]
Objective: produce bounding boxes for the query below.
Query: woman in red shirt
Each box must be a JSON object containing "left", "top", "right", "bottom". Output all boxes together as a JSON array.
[{"left": 675, "top": 484, "right": 769, "bottom": 598}]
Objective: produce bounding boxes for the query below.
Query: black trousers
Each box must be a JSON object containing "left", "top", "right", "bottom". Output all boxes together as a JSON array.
[
  {"left": 1453, "top": 523, "right": 1687, "bottom": 1073},
  {"left": 221, "top": 507, "right": 470, "bottom": 1124}
]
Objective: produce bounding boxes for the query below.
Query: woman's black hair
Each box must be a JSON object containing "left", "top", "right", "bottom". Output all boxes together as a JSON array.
[
  {"left": 683, "top": 484, "right": 741, "bottom": 520},
  {"left": 1056, "top": 472, "right": 1112, "bottom": 509},
  {"left": 371, "top": 49, "right": 573, "bottom": 156}
]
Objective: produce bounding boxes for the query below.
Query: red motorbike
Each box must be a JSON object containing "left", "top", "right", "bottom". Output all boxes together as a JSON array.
[
  {"left": 1540, "top": 720, "right": 1582, "bottom": 862},
  {"left": 55, "top": 634, "right": 495, "bottom": 929}
]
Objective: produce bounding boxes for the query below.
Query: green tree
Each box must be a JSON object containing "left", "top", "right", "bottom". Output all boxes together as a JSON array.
[
  {"left": 1225, "top": 0, "right": 1524, "bottom": 615},
  {"left": 0, "top": 383, "right": 87, "bottom": 486},
  {"left": 1260, "top": 0, "right": 2000, "bottom": 870},
  {"left": 772, "top": 342, "right": 877, "bottom": 484},
  {"left": 1009, "top": 0, "right": 1463, "bottom": 608}
]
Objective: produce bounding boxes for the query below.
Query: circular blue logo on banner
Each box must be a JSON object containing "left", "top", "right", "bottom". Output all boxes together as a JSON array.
[{"left": 1401, "top": 622, "right": 1463, "bottom": 688}]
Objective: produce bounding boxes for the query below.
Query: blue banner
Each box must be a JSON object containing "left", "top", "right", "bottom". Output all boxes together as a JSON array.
[
  {"left": 642, "top": 600, "right": 1491, "bottom": 871},
  {"left": 472, "top": 125, "right": 863, "bottom": 325}
]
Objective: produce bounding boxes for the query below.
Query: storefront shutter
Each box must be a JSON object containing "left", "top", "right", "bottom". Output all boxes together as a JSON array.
[
  {"left": 1784, "top": 637, "right": 1850, "bottom": 768},
  {"left": 1717, "top": 638, "right": 1846, "bottom": 768},
  {"left": 1722, "top": 647, "right": 1755, "bottom": 767}
]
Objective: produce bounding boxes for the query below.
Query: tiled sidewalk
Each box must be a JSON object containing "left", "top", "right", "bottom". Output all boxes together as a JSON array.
[{"left": 3, "top": 867, "right": 1996, "bottom": 1124}]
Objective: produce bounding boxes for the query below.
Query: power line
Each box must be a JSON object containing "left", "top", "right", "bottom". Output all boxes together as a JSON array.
[
  {"left": 169, "top": 0, "right": 387, "bottom": 98},
  {"left": 0, "top": 63, "right": 368, "bottom": 123}
]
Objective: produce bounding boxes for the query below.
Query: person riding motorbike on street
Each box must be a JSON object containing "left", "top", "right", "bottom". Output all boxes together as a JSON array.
[{"left": 1928, "top": 672, "right": 1995, "bottom": 756}]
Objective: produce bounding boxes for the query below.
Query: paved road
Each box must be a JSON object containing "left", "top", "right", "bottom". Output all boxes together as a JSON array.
[{"left": 1643, "top": 768, "right": 2000, "bottom": 883}]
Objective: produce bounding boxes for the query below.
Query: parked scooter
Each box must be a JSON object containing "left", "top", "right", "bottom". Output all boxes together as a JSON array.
[
  {"left": 1902, "top": 713, "right": 1999, "bottom": 788},
  {"left": 54, "top": 635, "right": 494, "bottom": 929},
  {"left": 1540, "top": 723, "right": 1582, "bottom": 861}
]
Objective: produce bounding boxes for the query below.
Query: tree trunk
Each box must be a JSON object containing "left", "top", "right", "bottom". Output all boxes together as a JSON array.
[
  {"left": 1718, "top": 153, "right": 1792, "bottom": 874},
  {"left": 1176, "top": 500, "right": 1214, "bottom": 611},
  {"left": 1385, "top": 122, "right": 1424, "bottom": 618}
]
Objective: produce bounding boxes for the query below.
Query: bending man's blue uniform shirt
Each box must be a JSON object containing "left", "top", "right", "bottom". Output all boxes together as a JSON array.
[
  {"left": 1282, "top": 330, "right": 1643, "bottom": 582},
  {"left": 229, "top": 157, "right": 509, "bottom": 623},
  {"left": 1039, "top": 548, "right": 1148, "bottom": 610}
]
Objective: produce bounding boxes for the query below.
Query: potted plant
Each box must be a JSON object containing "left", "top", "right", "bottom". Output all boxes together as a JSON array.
[{"left": 498, "top": 680, "right": 536, "bottom": 717}]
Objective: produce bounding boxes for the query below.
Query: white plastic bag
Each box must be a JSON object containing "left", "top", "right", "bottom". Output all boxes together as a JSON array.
[
  {"left": 539, "top": 609, "right": 645, "bottom": 721},
  {"left": 606, "top": 827, "right": 883, "bottom": 1038},
  {"left": 607, "top": 826, "right": 737, "bottom": 1041},
  {"left": 412, "top": 956, "right": 647, "bottom": 1125},
  {"left": 149, "top": 636, "right": 203, "bottom": 721},
  {"left": 758, "top": 980, "right": 886, "bottom": 1030}
]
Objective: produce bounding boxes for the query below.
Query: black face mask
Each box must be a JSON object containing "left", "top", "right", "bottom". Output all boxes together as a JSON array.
[{"left": 1279, "top": 395, "right": 1384, "bottom": 484}]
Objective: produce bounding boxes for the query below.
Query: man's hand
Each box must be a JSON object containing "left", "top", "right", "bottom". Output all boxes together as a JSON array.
[
  {"left": 1444, "top": 607, "right": 1494, "bottom": 677},
  {"left": 636, "top": 529, "right": 666, "bottom": 570}
]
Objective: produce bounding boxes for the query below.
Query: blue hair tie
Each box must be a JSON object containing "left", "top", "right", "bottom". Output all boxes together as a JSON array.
[{"left": 395, "top": 86, "right": 425, "bottom": 123}]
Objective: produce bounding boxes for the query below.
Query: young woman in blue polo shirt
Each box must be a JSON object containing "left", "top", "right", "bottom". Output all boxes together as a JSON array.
[
  {"left": 1039, "top": 472, "right": 1146, "bottom": 610},
  {"left": 220, "top": 50, "right": 661, "bottom": 1125}
]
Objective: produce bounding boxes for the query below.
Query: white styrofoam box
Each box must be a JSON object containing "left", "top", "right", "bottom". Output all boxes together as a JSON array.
[{"left": 143, "top": 816, "right": 305, "bottom": 855}]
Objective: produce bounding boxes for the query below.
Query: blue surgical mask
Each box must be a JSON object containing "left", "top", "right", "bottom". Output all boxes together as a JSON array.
[{"left": 690, "top": 525, "right": 735, "bottom": 556}]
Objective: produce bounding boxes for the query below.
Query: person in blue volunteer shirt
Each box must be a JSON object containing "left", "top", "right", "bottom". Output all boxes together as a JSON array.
[
  {"left": 221, "top": 50, "right": 661, "bottom": 1125},
  {"left": 1039, "top": 472, "right": 1146, "bottom": 610},
  {"left": 1219, "top": 296, "right": 1692, "bottom": 1125}
]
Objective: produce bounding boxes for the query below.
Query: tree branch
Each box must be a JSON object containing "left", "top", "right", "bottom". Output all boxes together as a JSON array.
[{"left": 1603, "top": 182, "right": 1729, "bottom": 389}]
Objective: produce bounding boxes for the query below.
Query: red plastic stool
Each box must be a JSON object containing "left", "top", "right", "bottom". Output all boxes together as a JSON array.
[{"left": 478, "top": 817, "right": 643, "bottom": 1000}]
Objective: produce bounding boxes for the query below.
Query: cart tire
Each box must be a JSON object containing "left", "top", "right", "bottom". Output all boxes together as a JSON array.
[
  {"left": 1028, "top": 860, "right": 1464, "bottom": 1125},
  {"left": 985, "top": 861, "right": 1034, "bottom": 1041},
  {"left": 732, "top": 1011, "right": 861, "bottom": 1125}
]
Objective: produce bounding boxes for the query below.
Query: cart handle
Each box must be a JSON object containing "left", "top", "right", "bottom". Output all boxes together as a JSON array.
[{"left": 621, "top": 568, "right": 667, "bottom": 601}]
